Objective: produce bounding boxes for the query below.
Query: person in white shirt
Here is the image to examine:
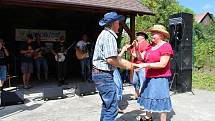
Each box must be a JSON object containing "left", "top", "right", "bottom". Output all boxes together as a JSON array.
[{"left": 76, "top": 34, "right": 91, "bottom": 82}]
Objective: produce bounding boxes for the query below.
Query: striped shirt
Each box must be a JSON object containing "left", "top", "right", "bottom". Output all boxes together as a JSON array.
[{"left": 92, "top": 27, "right": 118, "bottom": 71}]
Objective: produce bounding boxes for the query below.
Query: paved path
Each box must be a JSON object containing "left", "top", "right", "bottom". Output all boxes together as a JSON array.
[{"left": 0, "top": 83, "right": 215, "bottom": 121}]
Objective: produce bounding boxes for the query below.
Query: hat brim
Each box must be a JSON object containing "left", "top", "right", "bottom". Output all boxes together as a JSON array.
[
  {"left": 149, "top": 29, "right": 170, "bottom": 38},
  {"left": 99, "top": 15, "right": 124, "bottom": 26},
  {"left": 136, "top": 32, "right": 148, "bottom": 39}
]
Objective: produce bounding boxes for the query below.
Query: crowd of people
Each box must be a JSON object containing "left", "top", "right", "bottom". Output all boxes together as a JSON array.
[
  {"left": 92, "top": 11, "right": 173, "bottom": 121},
  {"left": 0, "top": 32, "right": 92, "bottom": 89},
  {"left": 0, "top": 11, "right": 173, "bottom": 121}
]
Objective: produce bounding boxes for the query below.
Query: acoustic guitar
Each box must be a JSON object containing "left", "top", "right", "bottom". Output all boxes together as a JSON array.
[
  {"left": 33, "top": 47, "right": 46, "bottom": 59},
  {"left": 75, "top": 48, "right": 89, "bottom": 60}
]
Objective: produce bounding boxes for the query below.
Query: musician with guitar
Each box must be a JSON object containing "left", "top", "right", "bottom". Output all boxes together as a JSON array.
[
  {"left": 52, "top": 35, "right": 68, "bottom": 86},
  {"left": 76, "top": 34, "right": 91, "bottom": 82},
  {"left": 20, "top": 34, "right": 35, "bottom": 89},
  {"left": 34, "top": 33, "right": 49, "bottom": 81}
]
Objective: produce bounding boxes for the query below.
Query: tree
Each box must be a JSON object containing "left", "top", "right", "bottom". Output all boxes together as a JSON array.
[
  {"left": 136, "top": 0, "right": 194, "bottom": 32},
  {"left": 193, "top": 20, "right": 215, "bottom": 69}
]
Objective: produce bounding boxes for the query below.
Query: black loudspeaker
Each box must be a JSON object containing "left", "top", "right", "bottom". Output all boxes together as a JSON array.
[
  {"left": 169, "top": 13, "right": 193, "bottom": 50},
  {"left": 75, "top": 82, "right": 96, "bottom": 96},
  {"left": 175, "top": 48, "right": 192, "bottom": 70},
  {"left": 1, "top": 90, "right": 24, "bottom": 106},
  {"left": 170, "top": 51, "right": 193, "bottom": 93},
  {"left": 169, "top": 13, "right": 193, "bottom": 93},
  {"left": 43, "top": 87, "right": 64, "bottom": 100},
  {"left": 176, "top": 70, "right": 192, "bottom": 92},
  {"left": 169, "top": 13, "right": 193, "bottom": 71}
]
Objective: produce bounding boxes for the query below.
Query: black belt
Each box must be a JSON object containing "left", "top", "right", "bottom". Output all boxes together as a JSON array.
[{"left": 92, "top": 67, "right": 113, "bottom": 74}]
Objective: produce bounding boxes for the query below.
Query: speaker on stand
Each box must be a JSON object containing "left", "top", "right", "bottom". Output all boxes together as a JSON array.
[{"left": 169, "top": 13, "right": 194, "bottom": 95}]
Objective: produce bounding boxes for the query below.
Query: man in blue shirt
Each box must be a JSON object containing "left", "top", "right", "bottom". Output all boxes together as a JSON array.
[{"left": 92, "top": 12, "right": 133, "bottom": 121}]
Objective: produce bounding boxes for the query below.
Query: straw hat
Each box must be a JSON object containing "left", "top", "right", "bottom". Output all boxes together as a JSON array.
[{"left": 148, "top": 25, "right": 170, "bottom": 38}]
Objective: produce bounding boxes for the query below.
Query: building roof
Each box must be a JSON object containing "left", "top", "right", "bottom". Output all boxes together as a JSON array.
[
  {"left": 195, "top": 12, "right": 213, "bottom": 23},
  {"left": 0, "top": 0, "right": 153, "bottom": 15}
]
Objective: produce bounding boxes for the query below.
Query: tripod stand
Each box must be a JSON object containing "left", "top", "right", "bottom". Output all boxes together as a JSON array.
[{"left": 169, "top": 71, "right": 178, "bottom": 95}]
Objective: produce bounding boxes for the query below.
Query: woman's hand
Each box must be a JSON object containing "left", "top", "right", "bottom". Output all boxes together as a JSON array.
[
  {"left": 132, "top": 63, "right": 149, "bottom": 68},
  {"left": 132, "top": 63, "right": 142, "bottom": 68}
]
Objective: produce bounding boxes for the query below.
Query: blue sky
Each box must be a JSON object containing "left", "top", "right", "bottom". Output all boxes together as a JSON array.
[{"left": 178, "top": 0, "right": 215, "bottom": 15}]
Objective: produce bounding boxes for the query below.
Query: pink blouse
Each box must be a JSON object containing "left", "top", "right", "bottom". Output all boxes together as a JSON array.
[{"left": 144, "top": 43, "right": 173, "bottom": 78}]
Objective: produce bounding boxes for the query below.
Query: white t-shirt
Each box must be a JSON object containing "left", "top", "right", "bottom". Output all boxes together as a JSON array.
[{"left": 76, "top": 40, "right": 89, "bottom": 58}]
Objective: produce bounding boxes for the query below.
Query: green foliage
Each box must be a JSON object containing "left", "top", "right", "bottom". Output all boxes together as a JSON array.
[
  {"left": 193, "top": 40, "right": 209, "bottom": 68},
  {"left": 119, "top": 30, "right": 131, "bottom": 60},
  {"left": 193, "top": 21, "right": 215, "bottom": 69},
  {"left": 193, "top": 71, "right": 215, "bottom": 91},
  {"left": 193, "top": 22, "right": 205, "bottom": 39},
  {"left": 203, "top": 20, "right": 215, "bottom": 40},
  {"left": 136, "top": 0, "right": 194, "bottom": 32},
  {"left": 190, "top": 19, "right": 215, "bottom": 91}
]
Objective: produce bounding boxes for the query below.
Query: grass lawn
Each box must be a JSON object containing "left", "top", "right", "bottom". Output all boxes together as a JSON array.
[{"left": 192, "top": 69, "right": 215, "bottom": 91}]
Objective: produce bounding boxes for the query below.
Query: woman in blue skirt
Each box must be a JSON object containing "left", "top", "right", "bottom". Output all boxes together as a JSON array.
[{"left": 134, "top": 25, "right": 173, "bottom": 121}]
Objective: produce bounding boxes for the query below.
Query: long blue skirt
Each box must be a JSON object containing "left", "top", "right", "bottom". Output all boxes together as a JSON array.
[{"left": 137, "top": 77, "right": 172, "bottom": 112}]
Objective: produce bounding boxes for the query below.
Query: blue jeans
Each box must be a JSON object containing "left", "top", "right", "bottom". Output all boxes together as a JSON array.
[
  {"left": 0, "top": 65, "right": 7, "bottom": 81},
  {"left": 35, "top": 57, "right": 48, "bottom": 74},
  {"left": 92, "top": 71, "right": 118, "bottom": 121},
  {"left": 131, "top": 68, "right": 146, "bottom": 90},
  {"left": 80, "top": 58, "right": 91, "bottom": 81}
]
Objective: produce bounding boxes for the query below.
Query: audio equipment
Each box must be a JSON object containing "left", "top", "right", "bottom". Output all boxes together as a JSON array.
[
  {"left": 169, "top": 13, "right": 194, "bottom": 94},
  {"left": 1, "top": 90, "right": 24, "bottom": 106},
  {"left": 75, "top": 82, "right": 96, "bottom": 96},
  {"left": 43, "top": 87, "right": 64, "bottom": 100},
  {"left": 169, "top": 13, "right": 193, "bottom": 50}
]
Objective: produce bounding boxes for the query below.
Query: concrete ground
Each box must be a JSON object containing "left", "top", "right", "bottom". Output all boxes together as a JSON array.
[{"left": 0, "top": 81, "right": 215, "bottom": 121}]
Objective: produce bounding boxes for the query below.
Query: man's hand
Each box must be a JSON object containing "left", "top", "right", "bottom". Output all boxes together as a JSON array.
[{"left": 107, "top": 56, "right": 134, "bottom": 70}]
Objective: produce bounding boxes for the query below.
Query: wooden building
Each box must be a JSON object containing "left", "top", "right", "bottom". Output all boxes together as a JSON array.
[
  {"left": 0, "top": 0, "right": 153, "bottom": 82},
  {"left": 195, "top": 12, "right": 213, "bottom": 26}
]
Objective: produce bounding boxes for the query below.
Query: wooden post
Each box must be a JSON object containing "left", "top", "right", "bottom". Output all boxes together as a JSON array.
[
  {"left": 130, "top": 14, "right": 135, "bottom": 44},
  {"left": 129, "top": 14, "right": 135, "bottom": 83},
  {"left": 120, "top": 20, "right": 131, "bottom": 38}
]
